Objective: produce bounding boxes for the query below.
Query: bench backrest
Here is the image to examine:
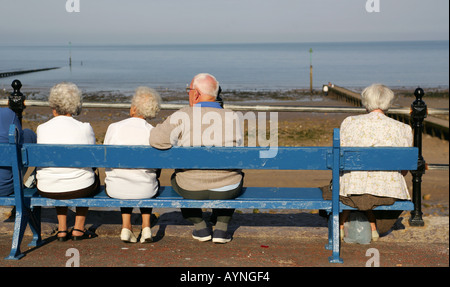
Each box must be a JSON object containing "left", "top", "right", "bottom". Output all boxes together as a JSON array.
[{"left": 3, "top": 125, "right": 418, "bottom": 172}]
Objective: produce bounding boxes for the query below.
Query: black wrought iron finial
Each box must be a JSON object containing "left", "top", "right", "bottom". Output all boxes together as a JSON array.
[
  {"left": 411, "top": 87, "right": 427, "bottom": 121},
  {"left": 414, "top": 87, "right": 424, "bottom": 100},
  {"left": 8, "top": 79, "right": 26, "bottom": 125},
  {"left": 11, "top": 79, "right": 22, "bottom": 92}
]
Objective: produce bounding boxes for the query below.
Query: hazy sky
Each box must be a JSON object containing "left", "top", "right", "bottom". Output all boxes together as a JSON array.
[{"left": 0, "top": 0, "right": 448, "bottom": 45}]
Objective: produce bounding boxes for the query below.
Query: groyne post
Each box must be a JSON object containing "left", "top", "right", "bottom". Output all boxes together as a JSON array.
[
  {"left": 309, "top": 48, "right": 313, "bottom": 92},
  {"left": 8, "top": 80, "right": 26, "bottom": 125},
  {"left": 409, "top": 87, "right": 426, "bottom": 227}
]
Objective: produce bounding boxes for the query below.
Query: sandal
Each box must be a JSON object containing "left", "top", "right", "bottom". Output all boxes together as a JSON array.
[
  {"left": 71, "top": 228, "right": 97, "bottom": 241},
  {"left": 56, "top": 230, "right": 70, "bottom": 242}
]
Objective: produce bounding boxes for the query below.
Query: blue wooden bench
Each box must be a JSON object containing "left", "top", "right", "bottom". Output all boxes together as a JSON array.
[{"left": 0, "top": 124, "right": 417, "bottom": 263}]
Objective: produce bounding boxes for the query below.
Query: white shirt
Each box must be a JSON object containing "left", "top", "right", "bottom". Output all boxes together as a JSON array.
[
  {"left": 104, "top": 117, "right": 159, "bottom": 199},
  {"left": 36, "top": 116, "right": 96, "bottom": 193},
  {"left": 339, "top": 112, "right": 413, "bottom": 200}
]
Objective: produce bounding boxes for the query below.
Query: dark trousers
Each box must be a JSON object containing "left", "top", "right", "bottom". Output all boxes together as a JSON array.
[
  {"left": 38, "top": 171, "right": 100, "bottom": 200},
  {"left": 170, "top": 173, "right": 243, "bottom": 225}
]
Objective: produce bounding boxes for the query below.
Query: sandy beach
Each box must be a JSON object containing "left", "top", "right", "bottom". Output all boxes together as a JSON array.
[{"left": 14, "top": 90, "right": 449, "bottom": 216}]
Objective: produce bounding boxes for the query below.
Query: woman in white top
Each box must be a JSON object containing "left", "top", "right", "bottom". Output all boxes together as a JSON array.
[
  {"left": 104, "top": 86, "right": 161, "bottom": 243},
  {"left": 339, "top": 84, "right": 413, "bottom": 240},
  {"left": 37, "top": 82, "right": 99, "bottom": 241}
]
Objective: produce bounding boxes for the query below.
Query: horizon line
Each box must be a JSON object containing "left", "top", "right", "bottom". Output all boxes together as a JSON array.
[{"left": 0, "top": 39, "right": 448, "bottom": 47}]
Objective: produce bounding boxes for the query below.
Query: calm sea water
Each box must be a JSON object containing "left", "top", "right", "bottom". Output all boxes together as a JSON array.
[{"left": 0, "top": 41, "right": 448, "bottom": 102}]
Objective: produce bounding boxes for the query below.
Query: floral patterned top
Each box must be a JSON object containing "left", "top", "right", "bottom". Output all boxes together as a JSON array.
[{"left": 339, "top": 112, "right": 413, "bottom": 200}]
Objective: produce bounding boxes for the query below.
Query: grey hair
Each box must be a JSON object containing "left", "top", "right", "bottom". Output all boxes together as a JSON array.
[
  {"left": 192, "top": 73, "right": 219, "bottom": 99},
  {"left": 49, "top": 82, "right": 83, "bottom": 116},
  {"left": 131, "top": 86, "right": 161, "bottom": 119},
  {"left": 361, "top": 83, "right": 396, "bottom": 112}
]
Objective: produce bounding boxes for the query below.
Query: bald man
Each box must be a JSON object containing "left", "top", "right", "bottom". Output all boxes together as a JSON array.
[{"left": 150, "top": 73, "right": 244, "bottom": 244}]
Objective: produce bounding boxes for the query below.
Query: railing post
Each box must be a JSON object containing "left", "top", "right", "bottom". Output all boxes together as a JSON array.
[
  {"left": 409, "top": 87, "right": 426, "bottom": 227},
  {"left": 8, "top": 79, "right": 26, "bottom": 126}
]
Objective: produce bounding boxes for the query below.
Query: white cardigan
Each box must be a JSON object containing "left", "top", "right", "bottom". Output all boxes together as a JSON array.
[
  {"left": 104, "top": 117, "right": 159, "bottom": 199},
  {"left": 36, "top": 116, "right": 96, "bottom": 193}
]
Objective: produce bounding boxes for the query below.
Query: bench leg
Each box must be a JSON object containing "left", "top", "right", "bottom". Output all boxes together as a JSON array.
[
  {"left": 325, "top": 212, "right": 332, "bottom": 250},
  {"left": 328, "top": 211, "right": 343, "bottom": 264},
  {"left": 28, "top": 206, "right": 42, "bottom": 247},
  {"left": 4, "top": 207, "right": 29, "bottom": 260}
]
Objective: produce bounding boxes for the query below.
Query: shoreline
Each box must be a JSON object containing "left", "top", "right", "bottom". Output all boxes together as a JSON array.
[{"left": 1, "top": 85, "right": 448, "bottom": 105}]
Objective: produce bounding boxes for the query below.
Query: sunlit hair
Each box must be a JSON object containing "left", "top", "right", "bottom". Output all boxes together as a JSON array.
[
  {"left": 132, "top": 86, "right": 161, "bottom": 119},
  {"left": 49, "top": 82, "right": 82, "bottom": 116},
  {"left": 361, "top": 83, "right": 396, "bottom": 112},
  {"left": 192, "top": 73, "right": 219, "bottom": 99}
]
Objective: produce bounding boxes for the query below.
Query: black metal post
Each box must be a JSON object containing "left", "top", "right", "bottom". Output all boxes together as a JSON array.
[
  {"left": 409, "top": 87, "right": 426, "bottom": 226},
  {"left": 8, "top": 79, "right": 26, "bottom": 126}
]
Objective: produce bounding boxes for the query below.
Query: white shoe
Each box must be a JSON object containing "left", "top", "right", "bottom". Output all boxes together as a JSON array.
[
  {"left": 24, "top": 171, "right": 37, "bottom": 188},
  {"left": 140, "top": 227, "right": 153, "bottom": 243},
  {"left": 120, "top": 228, "right": 137, "bottom": 243},
  {"left": 372, "top": 230, "right": 379, "bottom": 242}
]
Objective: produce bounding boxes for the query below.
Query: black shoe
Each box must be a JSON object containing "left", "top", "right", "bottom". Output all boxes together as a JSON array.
[
  {"left": 71, "top": 228, "right": 97, "bottom": 241},
  {"left": 56, "top": 230, "right": 70, "bottom": 242},
  {"left": 212, "top": 229, "right": 232, "bottom": 244}
]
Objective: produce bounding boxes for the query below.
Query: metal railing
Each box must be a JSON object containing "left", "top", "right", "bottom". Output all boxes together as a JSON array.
[{"left": 1, "top": 99, "right": 448, "bottom": 115}]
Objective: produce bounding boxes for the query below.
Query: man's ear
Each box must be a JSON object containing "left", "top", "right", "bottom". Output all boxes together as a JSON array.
[{"left": 192, "top": 91, "right": 200, "bottom": 104}]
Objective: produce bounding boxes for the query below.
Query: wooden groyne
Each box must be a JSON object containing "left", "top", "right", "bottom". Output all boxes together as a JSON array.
[
  {"left": 0, "top": 67, "right": 60, "bottom": 79},
  {"left": 326, "top": 85, "right": 449, "bottom": 140}
]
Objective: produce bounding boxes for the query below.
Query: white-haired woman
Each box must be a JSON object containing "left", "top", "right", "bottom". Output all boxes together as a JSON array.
[
  {"left": 104, "top": 86, "right": 161, "bottom": 243},
  {"left": 37, "top": 82, "right": 99, "bottom": 241},
  {"left": 339, "top": 84, "right": 413, "bottom": 241}
]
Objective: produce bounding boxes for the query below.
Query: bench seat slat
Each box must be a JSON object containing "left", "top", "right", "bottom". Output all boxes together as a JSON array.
[
  {"left": 22, "top": 186, "right": 332, "bottom": 210},
  {"left": 341, "top": 201, "right": 414, "bottom": 211},
  {"left": 4, "top": 186, "right": 412, "bottom": 211}
]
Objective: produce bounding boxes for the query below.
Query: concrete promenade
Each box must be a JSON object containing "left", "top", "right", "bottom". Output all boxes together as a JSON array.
[{"left": 0, "top": 206, "right": 448, "bottom": 268}]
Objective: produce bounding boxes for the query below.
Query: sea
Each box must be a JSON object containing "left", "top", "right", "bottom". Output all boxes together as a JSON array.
[{"left": 0, "top": 40, "right": 448, "bottom": 104}]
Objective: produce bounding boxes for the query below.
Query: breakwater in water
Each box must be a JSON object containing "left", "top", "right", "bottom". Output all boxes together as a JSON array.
[{"left": 0, "top": 67, "right": 60, "bottom": 79}]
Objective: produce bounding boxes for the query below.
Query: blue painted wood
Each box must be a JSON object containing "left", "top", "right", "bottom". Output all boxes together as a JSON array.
[
  {"left": 5, "top": 186, "right": 414, "bottom": 211},
  {"left": 5, "top": 125, "right": 27, "bottom": 260},
  {"left": 21, "top": 144, "right": 417, "bottom": 171},
  {"left": 0, "top": 194, "right": 16, "bottom": 206},
  {"left": 25, "top": 186, "right": 333, "bottom": 210},
  {"left": 22, "top": 144, "right": 333, "bottom": 170},
  {"left": 341, "top": 147, "right": 418, "bottom": 171},
  {"left": 341, "top": 201, "right": 414, "bottom": 211},
  {"left": 329, "top": 128, "right": 343, "bottom": 263},
  {"left": 0, "top": 125, "right": 419, "bottom": 263}
]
